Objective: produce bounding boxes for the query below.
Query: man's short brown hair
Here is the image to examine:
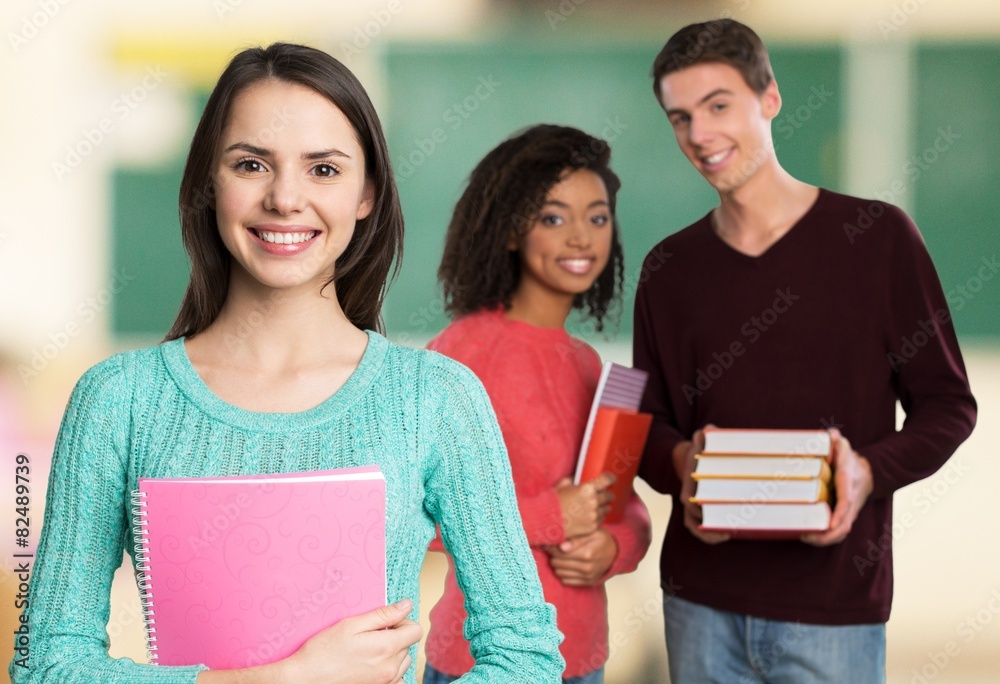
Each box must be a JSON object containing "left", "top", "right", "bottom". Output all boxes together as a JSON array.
[{"left": 651, "top": 19, "right": 774, "bottom": 100}]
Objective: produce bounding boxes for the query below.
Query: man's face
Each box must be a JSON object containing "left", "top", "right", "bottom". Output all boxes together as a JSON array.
[{"left": 658, "top": 62, "right": 780, "bottom": 192}]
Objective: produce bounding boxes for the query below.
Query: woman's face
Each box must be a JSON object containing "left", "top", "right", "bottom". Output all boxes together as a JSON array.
[
  {"left": 212, "top": 79, "right": 373, "bottom": 293},
  {"left": 513, "top": 168, "right": 613, "bottom": 302}
]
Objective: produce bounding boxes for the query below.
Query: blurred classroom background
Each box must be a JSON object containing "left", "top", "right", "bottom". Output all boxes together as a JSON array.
[{"left": 2, "top": 0, "right": 999, "bottom": 681}]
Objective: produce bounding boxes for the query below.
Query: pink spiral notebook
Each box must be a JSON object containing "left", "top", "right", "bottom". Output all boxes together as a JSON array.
[{"left": 131, "top": 466, "right": 386, "bottom": 669}]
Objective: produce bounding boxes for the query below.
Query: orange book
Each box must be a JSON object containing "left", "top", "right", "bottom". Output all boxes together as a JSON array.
[{"left": 575, "top": 407, "right": 652, "bottom": 523}]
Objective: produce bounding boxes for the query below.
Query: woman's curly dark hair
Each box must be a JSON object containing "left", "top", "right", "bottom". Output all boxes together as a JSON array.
[{"left": 438, "top": 124, "right": 624, "bottom": 331}]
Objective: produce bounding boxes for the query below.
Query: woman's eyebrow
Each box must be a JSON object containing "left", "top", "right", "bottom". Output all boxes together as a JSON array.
[
  {"left": 223, "top": 142, "right": 269, "bottom": 156},
  {"left": 221, "top": 143, "right": 351, "bottom": 161},
  {"left": 303, "top": 148, "right": 351, "bottom": 161}
]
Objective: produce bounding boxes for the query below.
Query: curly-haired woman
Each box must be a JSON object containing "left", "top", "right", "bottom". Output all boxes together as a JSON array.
[{"left": 424, "top": 125, "right": 652, "bottom": 684}]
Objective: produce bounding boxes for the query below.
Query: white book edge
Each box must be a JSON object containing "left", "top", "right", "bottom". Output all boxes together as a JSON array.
[
  {"left": 701, "top": 502, "right": 831, "bottom": 530},
  {"left": 573, "top": 361, "right": 614, "bottom": 484},
  {"left": 160, "top": 472, "right": 385, "bottom": 484},
  {"left": 692, "top": 478, "right": 824, "bottom": 503},
  {"left": 693, "top": 455, "right": 825, "bottom": 479},
  {"left": 142, "top": 470, "right": 385, "bottom": 485},
  {"left": 703, "top": 429, "right": 831, "bottom": 456}
]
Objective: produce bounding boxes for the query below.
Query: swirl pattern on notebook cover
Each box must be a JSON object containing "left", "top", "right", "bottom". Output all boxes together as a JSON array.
[{"left": 135, "top": 468, "right": 386, "bottom": 669}]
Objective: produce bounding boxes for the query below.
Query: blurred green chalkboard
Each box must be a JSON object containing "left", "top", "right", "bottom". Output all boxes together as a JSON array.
[
  {"left": 111, "top": 41, "right": 844, "bottom": 340},
  {"left": 111, "top": 92, "right": 207, "bottom": 339},
  {"left": 912, "top": 44, "right": 1000, "bottom": 339},
  {"left": 112, "top": 166, "right": 187, "bottom": 337},
  {"left": 381, "top": 40, "right": 842, "bottom": 343}
]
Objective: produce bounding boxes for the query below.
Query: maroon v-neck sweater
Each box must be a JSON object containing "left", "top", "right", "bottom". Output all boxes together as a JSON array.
[{"left": 634, "top": 188, "right": 976, "bottom": 624}]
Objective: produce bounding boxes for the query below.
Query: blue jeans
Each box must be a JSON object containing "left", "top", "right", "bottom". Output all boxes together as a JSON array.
[
  {"left": 423, "top": 663, "right": 603, "bottom": 684},
  {"left": 663, "top": 596, "right": 885, "bottom": 683}
]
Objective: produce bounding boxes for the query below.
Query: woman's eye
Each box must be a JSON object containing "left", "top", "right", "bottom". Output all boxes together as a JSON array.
[
  {"left": 670, "top": 114, "right": 689, "bottom": 127},
  {"left": 591, "top": 215, "right": 610, "bottom": 226},
  {"left": 313, "top": 163, "right": 340, "bottom": 178},
  {"left": 234, "top": 158, "right": 265, "bottom": 173},
  {"left": 539, "top": 214, "right": 563, "bottom": 227},
  {"left": 712, "top": 102, "right": 728, "bottom": 112}
]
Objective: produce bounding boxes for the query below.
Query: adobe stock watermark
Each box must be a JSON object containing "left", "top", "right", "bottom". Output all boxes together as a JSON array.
[
  {"left": 545, "top": 0, "right": 587, "bottom": 29},
  {"left": 213, "top": 0, "right": 246, "bottom": 19},
  {"left": 853, "top": 457, "right": 970, "bottom": 576},
  {"left": 105, "top": 595, "right": 144, "bottom": 644},
  {"left": 187, "top": 492, "right": 253, "bottom": 554},
  {"left": 240, "top": 564, "right": 348, "bottom": 668},
  {"left": 52, "top": 66, "right": 168, "bottom": 181},
  {"left": 844, "top": 126, "right": 961, "bottom": 244},
  {"left": 904, "top": 127, "right": 961, "bottom": 184},
  {"left": 878, "top": 0, "right": 929, "bottom": 39},
  {"left": 404, "top": 292, "right": 448, "bottom": 347},
  {"left": 648, "top": 3, "right": 752, "bottom": 71},
  {"left": 340, "top": 0, "right": 405, "bottom": 59},
  {"left": 219, "top": 249, "right": 330, "bottom": 352},
  {"left": 18, "top": 269, "right": 136, "bottom": 385},
  {"left": 716, "top": 140, "right": 774, "bottom": 192},
  {"left": 422, "top": 591, "right": 467, "bottom": 663},
  {"left": 774, "top": 85, "right": 835, "bottom": 142},
  {"left": 726, "top": 0, "right": 752, "bottom": 14},
  {"left": 572, "top": 580, "right": 682, "bottom": 675},
  {"left": 186, "top": 480, "right": 302, "bottom": 554},
  {"left": 395, "top": 74, "right": 502, "bottom": 181},
  {"left": 681, "top": 288, "right": 800, "bottom": 404},
  {"left": 659, "top": 17, "right": 731, "bottom": 72},
  {"left": 620, "top": 240, "right": 672, "bottom": 304},
  {"left": 908, "top": 587, "right": 1000, "bottom": 683},
  {"left": 707, "top": 416, "right": 842, "bottom": 532},
  {"left": 886, "top": 255, "right": 998, "bottom": 371},
  {"left": 7, "top": 0, "right": 73, "bottom": 53},
  {"left": 944, "top": 256, "right": 998, "bottom": 312},
  {"left": 853, "top": 513, "right": 917, "bottom": 576}
]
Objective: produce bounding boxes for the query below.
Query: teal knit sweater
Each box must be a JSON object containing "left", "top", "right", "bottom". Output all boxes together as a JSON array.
[{"left": 11, "top": 331, "right": 564, "bottom": 683}]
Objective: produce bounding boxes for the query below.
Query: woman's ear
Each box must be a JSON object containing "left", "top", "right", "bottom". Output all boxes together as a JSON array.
[
  {"left": 356, "top": 181, "right": 375, "bottom": 221},
  {"left": 506, "top": 230, "right": 519, "bottom": 252}
]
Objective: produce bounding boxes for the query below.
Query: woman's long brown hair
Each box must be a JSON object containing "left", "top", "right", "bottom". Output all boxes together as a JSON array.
[{"left": 165, "top": 43, "right": 403, "bottom": 340}]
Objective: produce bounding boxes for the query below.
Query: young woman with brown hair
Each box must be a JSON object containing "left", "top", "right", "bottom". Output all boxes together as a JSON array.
[{"left": 12, "top": 44, "right": 562, "bottom": 684}]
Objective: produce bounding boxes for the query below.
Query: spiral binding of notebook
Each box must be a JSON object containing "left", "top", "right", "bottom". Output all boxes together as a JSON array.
[{"left": 130, "top": 490, "right": 158, "bottom": 664}]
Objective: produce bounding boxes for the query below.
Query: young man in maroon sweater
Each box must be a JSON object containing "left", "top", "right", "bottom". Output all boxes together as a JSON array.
[{"left": 634, "top": 19, "right": 977, "bottom": 683}]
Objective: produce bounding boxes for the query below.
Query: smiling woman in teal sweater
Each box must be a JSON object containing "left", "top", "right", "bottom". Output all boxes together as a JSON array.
[{"left": 11, "top": 43, "right": 562, "bottom": 684}]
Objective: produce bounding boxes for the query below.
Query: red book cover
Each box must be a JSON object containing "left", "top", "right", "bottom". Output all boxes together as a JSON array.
[
  {"left": 721, "top": 528, "right": 824, "bottom": 541},
  {"left": 576, "top": 407, "right": 653, "bottom": 523}
]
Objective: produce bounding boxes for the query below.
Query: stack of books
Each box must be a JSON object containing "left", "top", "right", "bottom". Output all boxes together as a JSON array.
[{"left": 693, "top": 428, "right": 833, "bottom": 539}]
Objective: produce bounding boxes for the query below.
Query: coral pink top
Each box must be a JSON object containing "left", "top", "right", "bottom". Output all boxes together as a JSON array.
[{"left": 426, "top": 307, "right": 652, "bottom": 678}]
